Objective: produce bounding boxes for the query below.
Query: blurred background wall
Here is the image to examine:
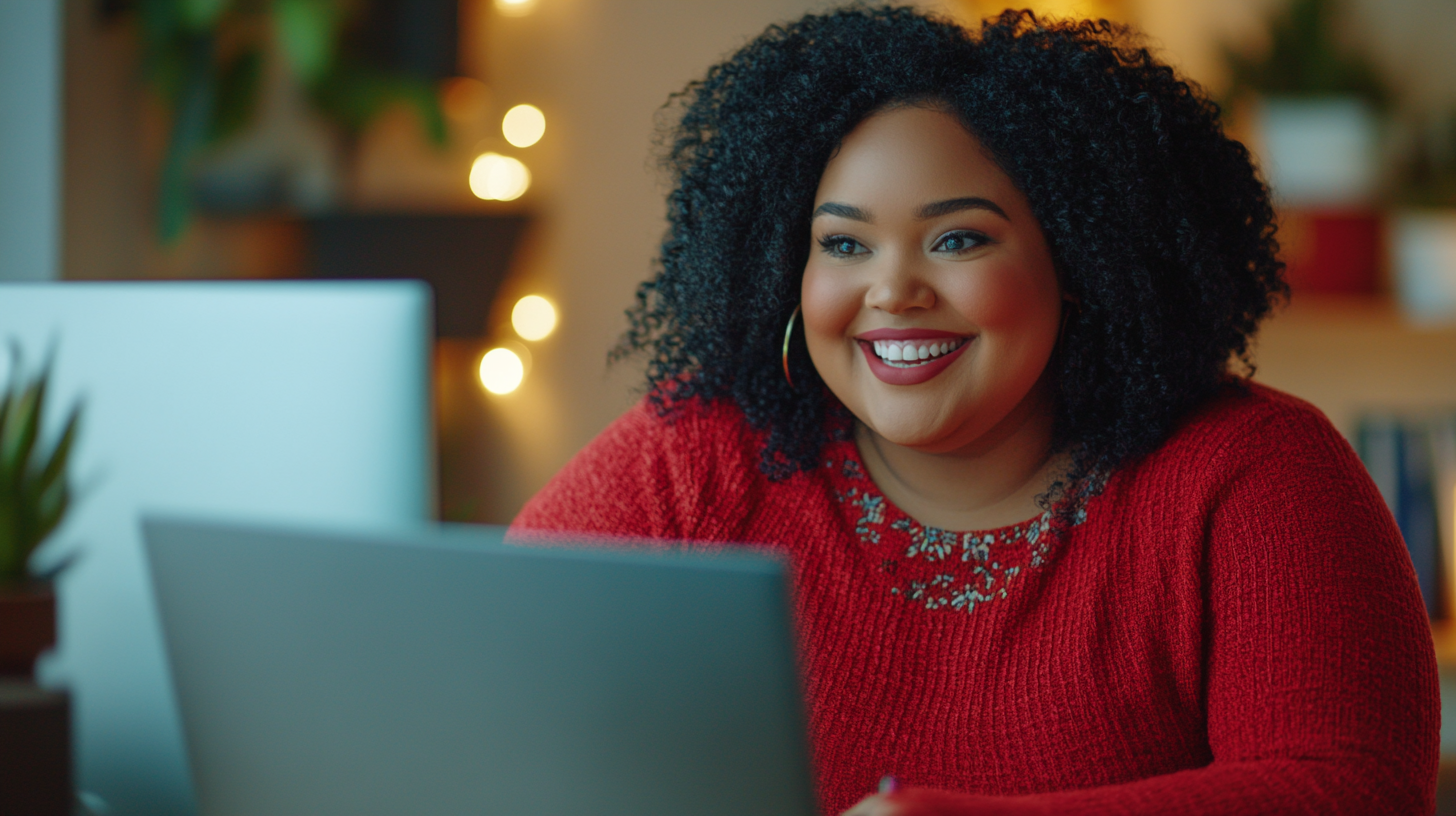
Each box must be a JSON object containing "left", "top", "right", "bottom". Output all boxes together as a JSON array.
[
  {"left": 1, "top": 1, "right": 62, "bottom": 281},
  {"left": 42, "top": 0, "right": 1456, "bottom": 525}
]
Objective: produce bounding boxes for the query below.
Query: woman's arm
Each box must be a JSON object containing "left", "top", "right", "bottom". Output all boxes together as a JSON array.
[{"left": 852, "top": 402, "right": 1441, "bottom": 816}]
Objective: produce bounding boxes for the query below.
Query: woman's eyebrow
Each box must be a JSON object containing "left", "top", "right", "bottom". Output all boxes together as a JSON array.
[
  {"left": 917, "top": 197, "right": 1009, "bottom": 221},
  {"left": 812, "top": 202, "right": 873, "bottom": 222}
]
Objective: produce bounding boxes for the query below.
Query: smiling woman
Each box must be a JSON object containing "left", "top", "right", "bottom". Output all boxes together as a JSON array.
[
  {"left": 510, "top": 6, "right": 1438, "bottom": 816},
  {"left": 803, "top": 106, "right": 1065, "bottom": 531}
]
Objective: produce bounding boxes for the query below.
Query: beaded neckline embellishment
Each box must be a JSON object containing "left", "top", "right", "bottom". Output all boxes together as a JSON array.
[{"left": 828, "top": 453, "right": 1096, "bottom": 614}]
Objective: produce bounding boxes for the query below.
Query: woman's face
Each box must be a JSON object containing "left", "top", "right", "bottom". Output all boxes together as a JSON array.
[{"left": 802, "top": 105, "right": 1064, "bottom": 455}]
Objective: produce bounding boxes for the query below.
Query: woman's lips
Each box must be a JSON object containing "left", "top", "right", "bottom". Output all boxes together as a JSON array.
[{"left": 856, "top": 333, "right": 973, "bottom": 386}]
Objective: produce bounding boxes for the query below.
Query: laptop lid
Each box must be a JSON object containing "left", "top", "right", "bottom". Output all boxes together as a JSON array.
[
  {"left": 0, "top": 281, "right": 433, "bottom": 815},
  {"left": 143, "top": 517, "right": 817, "bottom": 816}
]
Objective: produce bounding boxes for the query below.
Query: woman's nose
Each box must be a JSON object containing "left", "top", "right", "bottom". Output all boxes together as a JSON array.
[{"left": 864, "top": 261, "right": 936, "bottom": 313}]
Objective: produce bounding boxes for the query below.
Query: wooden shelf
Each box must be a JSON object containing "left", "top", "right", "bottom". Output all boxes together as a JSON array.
[
  {"left": 1433, "top": 621, "right": 1456, "bottom": 668},
  {"left": 1251, "top": 294, "right": 1456, "bottom": 437}
]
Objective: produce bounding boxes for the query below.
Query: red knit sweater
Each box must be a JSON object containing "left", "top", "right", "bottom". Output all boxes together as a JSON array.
[{"left": 510, "top": 381, "right": 1439, "bottom": 815}]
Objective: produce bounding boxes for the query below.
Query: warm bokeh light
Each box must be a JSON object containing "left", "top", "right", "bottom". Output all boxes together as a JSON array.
[
  {"left": 469, "top": 153, "right": 531, "bottom": 201},
  {"left": 442, "top": 77, "right": 490, "bottom": 122},
  {"left": 956, "top": 0, "right": 1127, "bottom": 20},
  {"left": 479, "top": 347, "right": 525, "bottom": 394},
  {"left": 502, "top": 104, "right": 546, "bottom": 148},
  {"left": 495, "top": 0, "right": 536, "bottom": 17},
  {"left": 511, "top": 295, "right": 557, "bottom": 341}
]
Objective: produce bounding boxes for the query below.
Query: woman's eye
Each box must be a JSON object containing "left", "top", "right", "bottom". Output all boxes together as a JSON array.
[
  {"left": 818, "top": 235, "right": 866, "bottom": 258},
  {"left": 933, "top": 230, "right": 988, "bottom": 254}
]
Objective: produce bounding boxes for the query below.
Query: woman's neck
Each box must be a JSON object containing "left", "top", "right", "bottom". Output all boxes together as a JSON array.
[{"left": 853, "top": 382, "right": 1063, "bottom": 532}]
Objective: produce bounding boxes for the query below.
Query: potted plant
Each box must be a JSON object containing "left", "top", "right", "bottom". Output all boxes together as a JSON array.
[
  {"left": 131, "top": 0, "right": 447, "bottom": 243},
  {"left": 1224, "top": 0, "right": 1390, "bottom": 296},
  {"left": 0, "top": 346, "right": 82, "bottom": 678},
  {"left": 1392, "top": 112, "right": 1456, "bottom": 323},
  {"left": 1225, "top": 0, "right": 1389, "bottom": 204}
]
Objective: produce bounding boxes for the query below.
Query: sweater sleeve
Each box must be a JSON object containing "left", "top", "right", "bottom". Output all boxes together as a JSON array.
[
  {"left": 509, "top": 397, "right": 739, "bottom": 544},
  {"left": 886, "top": 400, "right": 1440, "bottom": 816}
]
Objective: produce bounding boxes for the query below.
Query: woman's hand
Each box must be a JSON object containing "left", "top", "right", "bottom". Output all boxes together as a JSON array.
[{"left": 841, "top": 793, "right": 903, "bottom": 816}]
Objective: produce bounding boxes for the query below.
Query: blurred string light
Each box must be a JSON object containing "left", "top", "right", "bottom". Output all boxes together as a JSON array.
[
  {"left": 470, "top": 153, "right": 531, "bottom": 201},
  {"left": 511, "top": 295, "right": 557, "bottom": 341},
  {"left": 495, "top": 0, "right": 537, "bottom": 17},
  {"left": 479, "top": 347, "right": 525, "bottom": 394},
  {"left": 502, "top": 104, "right": 546, "bottom": 148}
]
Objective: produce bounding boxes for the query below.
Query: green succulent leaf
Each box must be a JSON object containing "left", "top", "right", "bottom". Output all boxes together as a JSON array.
[
  {"left": 0, "top": 394, "right": 12, "bottom": 491},
  {"left": 34, "top": 480, "right": 69, "bottom": 549},
  {"left": 0, "top": 496, "right": 19, "bottom": 583},
  {"left": 273, "top": 0, "right": 338, "bottom": 87},
  {"left": 1, "top": 380, "right": 44, "bottom": 487},
  {"left": 0, "top": 342, "right": 83, "bottom": 585},
  {"left": 34, "top": 405, "right": 81, "bottom": 497}
]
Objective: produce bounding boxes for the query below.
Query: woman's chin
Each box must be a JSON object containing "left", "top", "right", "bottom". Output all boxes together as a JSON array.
[{"left": 858, "top": 414, "right": 967, "bottom": 453}]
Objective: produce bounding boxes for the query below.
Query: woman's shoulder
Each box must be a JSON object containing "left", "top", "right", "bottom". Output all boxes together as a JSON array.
[
  {"left": 605, "top": 392, "right": 765, "bottom": 457},
  {"left": 511, "top": 393, "right": 770, "bottom": 540},
  {"left": 1159, "top": 378, "right": 1349, "bottom": 464},
  {"left": 1107, "top": 378, "right": 1377, "bottom": 525}
]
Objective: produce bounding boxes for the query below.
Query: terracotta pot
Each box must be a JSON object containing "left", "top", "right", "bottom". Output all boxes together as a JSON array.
[{"left": 0, "top": 585, "right": 55, "bottom": 677}]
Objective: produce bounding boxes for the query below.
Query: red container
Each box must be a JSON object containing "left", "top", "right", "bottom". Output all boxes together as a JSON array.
[
  {"left": 1279, "top": 209, "right": 1383, "bottom": 295},
  {"left": 0, "top": 586, "right": 56, "bottom": 677}
]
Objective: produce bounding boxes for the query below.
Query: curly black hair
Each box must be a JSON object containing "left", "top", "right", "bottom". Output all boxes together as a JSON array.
[{"left": 617, "top": 5, "right": 1285, "bottom": 499}]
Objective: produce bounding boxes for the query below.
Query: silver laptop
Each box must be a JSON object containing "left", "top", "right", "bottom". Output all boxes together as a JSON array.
[
  {"left": 142, "top": 517, "right": 817, "bottom": 816},
  {"left": 0, "top": 281, "right": 433, "bottom": 816}
]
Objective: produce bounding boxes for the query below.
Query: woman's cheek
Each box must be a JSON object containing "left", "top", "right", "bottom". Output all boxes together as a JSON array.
[
  {"left": 800, "top": 264, "right": 861, "bottom": 341},
  {"left": 949, "top": 259, "right": 1059, "bottom": 332}
]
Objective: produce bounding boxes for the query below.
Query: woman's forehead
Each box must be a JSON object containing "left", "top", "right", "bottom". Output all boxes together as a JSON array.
[{"left": 813, "top": 107, "right": 1022, "bottom": 216}]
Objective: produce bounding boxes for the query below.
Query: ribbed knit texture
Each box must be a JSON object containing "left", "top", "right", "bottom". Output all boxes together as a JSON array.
[{"left": 511, "top": 382, "right": 1439, "bottom": 815}]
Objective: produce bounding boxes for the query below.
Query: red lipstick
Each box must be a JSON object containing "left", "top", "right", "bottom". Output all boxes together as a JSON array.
[
  {"left": 855, "top": 332, "right": 973, "bottom": 386},
  {"left": 856, "top": 328, "right": 965, "bottom": 341}
]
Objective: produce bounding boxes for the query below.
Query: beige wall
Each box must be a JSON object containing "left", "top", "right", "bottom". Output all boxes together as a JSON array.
[{"left": 465, "top": 0, "right": 834, "bottom": 520}]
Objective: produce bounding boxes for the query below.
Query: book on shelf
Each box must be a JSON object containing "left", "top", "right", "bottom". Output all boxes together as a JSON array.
[{"left": 1357, "top": 415, "right": 1447, "bottom": 619}]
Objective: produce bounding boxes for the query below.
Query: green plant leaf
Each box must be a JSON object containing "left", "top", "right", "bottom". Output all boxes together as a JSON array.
[
  {"left": 33, "top": 479, "right": 68, "bottom": 553},
  {"left": 1, "top": 379, "right": 44, "bottom": 487},
  {"left": 140, "top": 0, "right": 186, "bottom": 43},
  {"left": 0, "top": 395, "right": 12, "bottom": 491},
  {"left": 33, "top": 404, "right": 81, "bottom": 499},
  {"left": 312, "top": 65, "right": 447, "bottom": 146},
  {"left": 1223, "top": 0, "right": 1388, "bottom": 107},
  {"left": 0, "top": 496, "right": 21, "bottom": 584},
  {"left": 273, "top": 0, "right": 337, "bottom": 86},
  {"left": 181, "top": 0, "right": 233, "bottom": 31},
  {"left": 209, "top": 46, "right": 264, "bottom": 143},
  {"left": 158, "top": 36, "right": 217, "bottom": 244},
  {"left": 0, "top": 342, "right": 83, "bottom": 584}
]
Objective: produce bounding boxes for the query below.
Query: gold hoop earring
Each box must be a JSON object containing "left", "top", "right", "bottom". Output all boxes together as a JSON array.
[{"left": 782, "top": 305, "right": 801, "bottom": 389}]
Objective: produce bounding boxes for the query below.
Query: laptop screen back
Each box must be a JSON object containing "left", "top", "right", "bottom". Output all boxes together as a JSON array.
[{"left": 143, "top": 518, "right": 817, "bottom": 816}]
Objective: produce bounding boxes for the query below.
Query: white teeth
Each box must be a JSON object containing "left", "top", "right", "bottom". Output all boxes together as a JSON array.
[{"left": 868, "top": 337, "right": 966, "bottom": 367}]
